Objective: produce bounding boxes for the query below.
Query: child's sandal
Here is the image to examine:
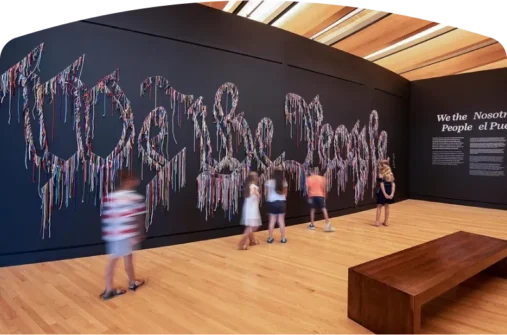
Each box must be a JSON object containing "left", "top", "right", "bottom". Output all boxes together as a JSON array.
[
  {"left": 129, "top": 280, "right": 145, "bottom": 291},
  {"left": 100, "top": 288, "right": 126, "bottom": 300},
  {"left": 249, "top": 238, "right": 259, "bottom": 246}
]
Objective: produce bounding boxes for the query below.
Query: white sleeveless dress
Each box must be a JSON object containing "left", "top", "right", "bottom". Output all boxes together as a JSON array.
[{"left": 241, "top": 184, "right": 262, "bottom": 227}]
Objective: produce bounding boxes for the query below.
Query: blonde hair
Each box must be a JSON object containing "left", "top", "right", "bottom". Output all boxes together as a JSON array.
[
  {"left": 382, "top": 166, "right": 395, "bottom": 182},
  {"left": 379, "top": 164, "right": 389, "bottom": 178}
]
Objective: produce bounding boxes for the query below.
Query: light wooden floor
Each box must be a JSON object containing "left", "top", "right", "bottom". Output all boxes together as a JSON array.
[{"left": 1, "top": 200, "right": 507, "bottom": 334}]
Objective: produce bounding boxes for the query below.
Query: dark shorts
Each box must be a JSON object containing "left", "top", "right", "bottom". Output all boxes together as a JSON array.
[
  {"left": 267, "top": 200, "right": 286, "bottom": 215},
  {"left": 309, "top": 196, "right": 326, "bottom": 210}
]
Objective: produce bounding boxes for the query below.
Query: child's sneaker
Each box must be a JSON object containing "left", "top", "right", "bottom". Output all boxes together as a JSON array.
[
  {"left": 324, "top": 223, "right": 335, "bottom": 232},
  {"left": 267, "top": 237, "right": 274, "bottom": 244},
  {"left": 308, "top": 224, "right": 315, "bottom": 230},
  {"left": 281, "top": 237, "right": 287, "bottom": 244}
]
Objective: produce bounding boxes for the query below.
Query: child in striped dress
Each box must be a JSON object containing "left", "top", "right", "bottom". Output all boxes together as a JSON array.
[{"left": 100, "top": 170, "right": 145, "bottom": 300}]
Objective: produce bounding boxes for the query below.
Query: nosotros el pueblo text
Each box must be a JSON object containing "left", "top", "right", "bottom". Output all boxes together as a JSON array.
[{"left": 437, "top": 111, "right": 507, "bottom": 133}]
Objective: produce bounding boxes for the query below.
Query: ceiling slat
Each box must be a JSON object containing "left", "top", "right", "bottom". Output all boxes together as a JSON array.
[
  {"left": 459, "top": 58, "right": 507, "bottom": 74},
  {"left": 201, "top": 1, "right": 229, "bottom": 10},
  {"left": 375, "top": 29, "right": 493, "bottom": 74},
  {"left": 198, "top": 2, "right": 506, "bottom": 80},
  {"left": 333, "top": 14, "right": 436, "bottom": 58},
  {"left": 259, "top": 1, "right": 293, "bottom": 24},
  {"left": 403, "top": 38, "right": 498, "bottom": 72},
  {"left": 402, "top": 43, "right": 507, "bottom": 81},
  {"left": 272, "top": 3, "right": 347, "bottom": 36},
  {"left": 303, "top": 6, "right": 356, "bottom": 38},
  {"left": 315, "top": 10, "right": 389, "bottom": 45},
  {"left": 365, "top": 25, "right": 455, "bottom": 62},
  {"left": 237, "top": 0, "right": 263, "bottom": 17}
]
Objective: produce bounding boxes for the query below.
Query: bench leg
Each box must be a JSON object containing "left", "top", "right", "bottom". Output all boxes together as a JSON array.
[
  {"left": 486, "top": 256, "right": 507, "bottom": 278},
  {"left": 413, "top": 304, "right": 421, "bottom": 334},
  {"left": 348, "top": 268, "right": 420, "bottom": 334}
]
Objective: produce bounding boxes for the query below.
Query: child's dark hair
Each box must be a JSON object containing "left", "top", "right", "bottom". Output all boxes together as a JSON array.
[
  {"left": 118, "top": 169, "right": 138, "bottom": 184},
  {"left": 273, "top": 169, "right": 285, "bottom": 194},
  {"left": 309, "top": 167, "right": 322, "bottom": 176}
]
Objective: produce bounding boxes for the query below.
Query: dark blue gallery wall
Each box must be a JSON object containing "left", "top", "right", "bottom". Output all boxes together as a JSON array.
[
  {"left": 86, "top": 4, "right": 409, "bottom": 99},
  {"left": 409, "top": 68, "right": 507, "bottom": 209},
  {"left": 0, "top": 4, "right": 409, "bottom": 266}
]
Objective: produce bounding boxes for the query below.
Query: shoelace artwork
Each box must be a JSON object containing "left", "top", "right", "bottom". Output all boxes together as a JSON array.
[
  {"left": 2, "top": 44, "right": 390, "bottom": 237},
  {"left": 284, "top": 93, "right": 388, "bottom": 205}
]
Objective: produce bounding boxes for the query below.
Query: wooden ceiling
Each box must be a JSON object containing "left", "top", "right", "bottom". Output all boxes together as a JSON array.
[{"left": 200, "top": 1, "right": 506, "bottom": 81}]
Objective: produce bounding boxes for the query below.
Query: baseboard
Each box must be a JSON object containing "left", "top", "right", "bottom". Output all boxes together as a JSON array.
[
  {"left": 0, "top": 198, "right": 407, "bottom": 267},
  {"left": 410, "top": 195, "right": 507, "bottom": 210}
]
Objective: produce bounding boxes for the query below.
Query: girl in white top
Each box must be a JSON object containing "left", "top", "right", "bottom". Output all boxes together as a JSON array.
[
  {"left": 265, "top": 168, "right": 288, "bottom": 243},
  {"left": 238, "top": 172, "right": 262, "bottom": 250}
]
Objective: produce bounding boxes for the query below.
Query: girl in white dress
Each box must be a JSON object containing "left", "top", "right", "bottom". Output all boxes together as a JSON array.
[{"left": 238, "top": 172, "right": 262, "bottom": 250}]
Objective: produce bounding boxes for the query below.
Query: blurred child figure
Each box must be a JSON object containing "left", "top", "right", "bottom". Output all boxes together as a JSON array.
[
  {"left": 373, "top": 164, "right": 396, "bottom": 227},
  {"left": 306, "top": 169, "right": 335, "bottom": 232},
  {"left": 265, "top": 168, "right": 288, "bottom": 244},
  {"left": 239, "top": 172, "right": 262, "bottom": 250},
  {"left": 100, "top": 170, "right": 145, "bottom": 300},
  {"left": 376, "top": 158, "right": 390, "bottom": 194}
]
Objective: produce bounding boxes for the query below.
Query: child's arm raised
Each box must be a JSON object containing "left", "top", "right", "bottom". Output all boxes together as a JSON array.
[
  {"left": 283, "top": 181, "right": 288, "bottom": 196},
  {"left": 252, "top": 185, "right": 261, "bottom": 198}
]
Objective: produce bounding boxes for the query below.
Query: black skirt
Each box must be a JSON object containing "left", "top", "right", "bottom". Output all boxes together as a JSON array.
[{"left": 376, "top": 182, "right": 395, "bottom": 205}]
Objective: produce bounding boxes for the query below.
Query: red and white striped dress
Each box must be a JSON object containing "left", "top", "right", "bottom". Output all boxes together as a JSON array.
[{"left": 102, "top": 190, "right": 146, "bottom": 242}]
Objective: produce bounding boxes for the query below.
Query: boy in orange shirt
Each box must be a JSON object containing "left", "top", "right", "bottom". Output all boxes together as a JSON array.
[{"left": 306, "top": 169, "right": 335, "bottom": 232}]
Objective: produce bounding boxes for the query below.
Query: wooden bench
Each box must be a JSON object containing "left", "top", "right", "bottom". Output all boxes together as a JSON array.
[{"left": 348, "top": 231, "right": 507, "bottom": 334}]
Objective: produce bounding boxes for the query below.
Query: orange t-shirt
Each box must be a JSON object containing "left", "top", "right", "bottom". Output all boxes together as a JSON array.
[{"left": 306, "top": 175, "right": 326, "bottom": 197}]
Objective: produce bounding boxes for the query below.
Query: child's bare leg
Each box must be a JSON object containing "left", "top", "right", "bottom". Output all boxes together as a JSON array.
[
  {"left": 124, "top": 254, "right": 135, "bottom": 285},
  {"left": 309, "top": 208, "right": 316, "bottom": 229},
  {"left": 279, "top": 214, "right": 286, "bottom": 240},
  {"left": 100, "top": 255, "right": 129, "bottom": 299},
  {"left": 373, "top": 205, "right": 382, "bottom": 226},
  {"left": 249, "top": 226, "right": 260, "bottom": 245},
  {"left": 238, "top": 227, "right": 251, "bottom": 249},
  {"left": 252, "top": 226, "right": 259, "bottom": 238},
  {"left": 322, "top": 207, "right": 330, "bottom": 223},
  {"left": 382, "top": 205, "right": 390, "bottom": 226},
  {"left": 322, "top": 208, "right": 335, "bottom": 232},
  {"left": 124, "top": 252, "right": 144, "bottom": 290},
  {"left": 105, "top": 257, "right": 118, "bottom": 292},
  {"left": 268, "top": 214, "right": 276, "bottom": 240}
]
